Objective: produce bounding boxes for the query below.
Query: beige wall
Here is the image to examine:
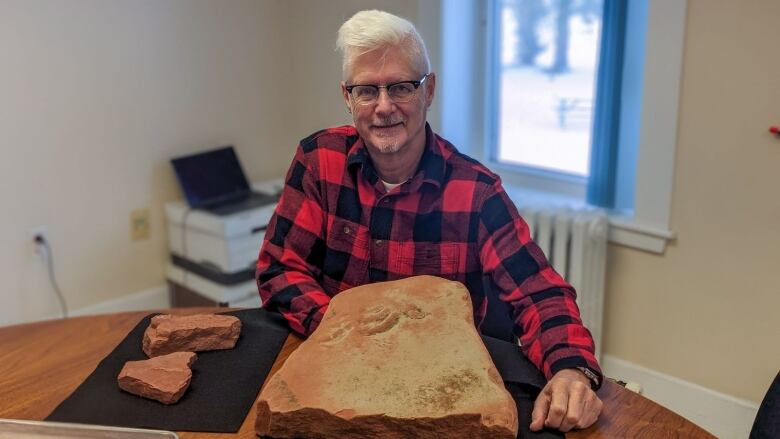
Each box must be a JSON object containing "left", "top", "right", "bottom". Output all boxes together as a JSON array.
[
  {"left": 0, "top": 0, "right": 293, "bottom": 324},
  {"left": 0, "top": 0, "right": 432, "bottom": 326},
  {"left": 3, "top": 0, "right": 776, "bottom": 407},
  {"left": 285, "top": 0, "right": 430, "bottom": 138},
  {"left": 603, "top": 0, "right": 780, "bottom": 403}
]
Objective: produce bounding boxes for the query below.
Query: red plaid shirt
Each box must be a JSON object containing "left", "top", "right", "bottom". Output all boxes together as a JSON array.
[{"left": 257, "top": 124, "right": 602, "bottom": 382}]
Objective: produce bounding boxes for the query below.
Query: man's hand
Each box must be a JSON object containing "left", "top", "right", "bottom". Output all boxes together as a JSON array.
[{"left": 530, "top": 368, "right": 603, "bottom": 432}]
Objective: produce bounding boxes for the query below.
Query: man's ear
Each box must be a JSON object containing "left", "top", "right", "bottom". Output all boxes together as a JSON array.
[
  {"left": 341, "top": 82, "right": 352, "bottom": 113},
  {"left": 424, "top": 72, "right": 436, "bottom": 109}
]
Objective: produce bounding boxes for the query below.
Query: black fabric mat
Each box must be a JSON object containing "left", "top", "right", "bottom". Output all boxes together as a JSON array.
[
  {"left": 46, "top": 308, "right": 290, "bottom": 432},
  {"left": 46, "top": 308, "right": 562, "bottom": 437},
  {"left": 482, "top": 335, "right": 565, "bottom": 439}
]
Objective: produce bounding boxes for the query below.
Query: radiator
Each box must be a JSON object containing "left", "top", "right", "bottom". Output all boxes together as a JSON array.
[{"left": 517, "top": 205, "right": 608, "bottom": 361}]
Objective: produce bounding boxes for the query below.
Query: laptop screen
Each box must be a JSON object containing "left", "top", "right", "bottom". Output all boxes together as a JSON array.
[{"left": 171, "top": 146, "right": 251, "bottom": 208}]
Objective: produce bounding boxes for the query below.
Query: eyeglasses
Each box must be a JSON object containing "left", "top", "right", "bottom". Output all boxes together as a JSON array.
[{"left": 345, "top": 73, "right": 430, "bottom": 105}]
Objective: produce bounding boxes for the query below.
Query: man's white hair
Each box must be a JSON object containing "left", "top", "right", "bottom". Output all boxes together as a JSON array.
[{"left": 336, "top": 10, "right": 431, "bottom": 81}]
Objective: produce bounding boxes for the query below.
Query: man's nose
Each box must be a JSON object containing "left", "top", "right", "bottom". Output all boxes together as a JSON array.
[{"left": 374, "top": 88, "right": 396, "bottom": 114}]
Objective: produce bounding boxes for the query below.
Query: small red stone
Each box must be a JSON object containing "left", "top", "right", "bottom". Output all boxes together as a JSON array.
[
  {"left": 118, "top": 351, "right": 197, "bottom": 404},
  {"left": 142, "top": 314, "right": 241, "bottom": 357}
]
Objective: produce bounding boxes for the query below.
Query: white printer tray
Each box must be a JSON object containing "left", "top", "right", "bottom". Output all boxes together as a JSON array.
[{"left": 166, "top": 263, "right": 261, "bottom": 307}]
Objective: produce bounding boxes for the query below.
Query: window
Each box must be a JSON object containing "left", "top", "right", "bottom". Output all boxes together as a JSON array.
[
  {"left": 490, "top": 0, "right": 629, "bottom": 208},
  {"left": 434, "top": 0, "right": 687, "bottom": 253},
  {"left": 493, "top": 0, "right": 603, "bottom": 178}
]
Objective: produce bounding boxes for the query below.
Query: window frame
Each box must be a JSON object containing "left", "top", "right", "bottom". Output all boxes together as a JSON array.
[{"left": 432, "top": 0, "right": 687, "bottom": 254}]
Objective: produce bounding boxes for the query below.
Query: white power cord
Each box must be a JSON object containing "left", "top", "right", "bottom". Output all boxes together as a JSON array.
[{"left": 33, "top": 235, "right": 68, "bottom": 318}]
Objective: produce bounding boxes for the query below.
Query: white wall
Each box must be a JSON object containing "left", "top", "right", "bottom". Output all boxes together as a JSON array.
[{"left": 0, "top": 0, "right": 293, "bottom": 325}]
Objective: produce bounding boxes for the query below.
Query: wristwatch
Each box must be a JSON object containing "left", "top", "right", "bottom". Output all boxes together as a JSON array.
[{"left": 575, "top": 367, "right": 601, "bottom": 389}]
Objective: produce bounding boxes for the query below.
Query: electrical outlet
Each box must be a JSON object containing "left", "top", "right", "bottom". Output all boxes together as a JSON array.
[
  {"left": 130, "top": 208, "right": 151, "bottom": 241},
  {"left": 28, "top": 226, "right": 49, "bottom": 259},
  {"left": 625, "top": 381, "right": 643, "bottom": 394}
]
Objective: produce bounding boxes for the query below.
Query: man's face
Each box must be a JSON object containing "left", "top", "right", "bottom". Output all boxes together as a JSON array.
[{"left": 341, "top": 46, "right": 435, "bottom": 156}]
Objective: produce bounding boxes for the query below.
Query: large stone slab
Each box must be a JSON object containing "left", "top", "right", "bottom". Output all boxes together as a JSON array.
[
  {"left": 142, "top": 314, "right": 241, "bottom": 357},
  {"left": 117, "top": 351, "right": 197, "bottom": 404},
  {"left": 256, "top": 275, "right": 518, "bottom": 438}
]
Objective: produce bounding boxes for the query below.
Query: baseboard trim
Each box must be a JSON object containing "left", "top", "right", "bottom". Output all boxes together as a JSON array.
[
  {"left": 602, "top": 354, "right": 759, "bottom": 439},
  {"left": 70, "top": 285, "right": 170, "bottom": 317}
]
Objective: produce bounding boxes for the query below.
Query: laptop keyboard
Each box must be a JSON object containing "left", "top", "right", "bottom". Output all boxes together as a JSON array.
[{"left": 205, "top": 192, "right": 279, "bottom": 216}]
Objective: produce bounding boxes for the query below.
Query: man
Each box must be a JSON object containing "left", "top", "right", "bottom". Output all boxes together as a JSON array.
[{"left": 256, "top": 9, "right": 603, "bottom": 433}]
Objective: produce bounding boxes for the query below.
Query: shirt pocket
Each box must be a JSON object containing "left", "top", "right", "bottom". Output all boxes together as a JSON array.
[
  {"left": 322, "top": 217, "right": 370, "bottom": 289},
  {"left": 327, "top": 217, "right": 369, "bottom": 254},
  {"left": 395, "top": 242, "right": 461, "bottom": 276}
]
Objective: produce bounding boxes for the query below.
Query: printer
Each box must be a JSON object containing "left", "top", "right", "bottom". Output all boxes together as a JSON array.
[
  {"left": 165, "top": 145, "right": 284, "bottom": 307},
  {"left": 165, "top": 179, "right": 283, "bottom": 307}
]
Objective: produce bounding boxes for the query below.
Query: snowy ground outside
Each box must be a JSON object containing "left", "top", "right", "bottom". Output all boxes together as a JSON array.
[{"left": 498, "top": 9, "right": 601, "bottom": 176}]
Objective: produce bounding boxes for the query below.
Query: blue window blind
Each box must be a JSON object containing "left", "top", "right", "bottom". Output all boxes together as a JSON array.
[{"left": 586, "top": 0, "right": 629, "bottom": 208}]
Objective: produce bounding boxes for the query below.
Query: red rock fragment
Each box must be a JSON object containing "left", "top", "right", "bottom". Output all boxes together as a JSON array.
[
  {"left": 117, "top": 351, "right": 197, "bottom": 404},
  {"left": 142, "top": 314, "right": 241, "bottom": 357},
  {"left": 255, "top": 275, "right": 518, "bottom": 438}
]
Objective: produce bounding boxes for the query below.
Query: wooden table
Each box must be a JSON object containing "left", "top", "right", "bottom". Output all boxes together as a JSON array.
[{"left": 0, "top": 309, "right": 715, "bottom": 438}]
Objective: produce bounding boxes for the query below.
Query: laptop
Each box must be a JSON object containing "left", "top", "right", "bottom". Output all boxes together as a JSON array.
[{"left": 171, "top": 146, "right": 279, "bottom": 216}]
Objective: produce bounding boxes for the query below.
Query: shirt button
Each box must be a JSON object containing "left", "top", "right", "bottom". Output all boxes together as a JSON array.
[
  {"left": 383, "top": 198, "right": 390, "bottom": 203},
  {"left": 375, "top": 239, "right": 383, "bottom": 247},
  {"left": 343, "top": 226, "right": 351, "bottom": 235}
]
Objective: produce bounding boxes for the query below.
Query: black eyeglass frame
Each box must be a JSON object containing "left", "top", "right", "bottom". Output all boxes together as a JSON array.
[{"left": 344, "top": 73, "right": 430, "bottom": 101}]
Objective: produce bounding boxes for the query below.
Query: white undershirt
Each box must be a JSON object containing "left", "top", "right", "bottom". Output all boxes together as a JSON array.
[{"left": 381, "top": 179, "right": 404, "bottom": 191}]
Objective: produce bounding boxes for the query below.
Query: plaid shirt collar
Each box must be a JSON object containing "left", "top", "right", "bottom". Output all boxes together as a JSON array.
[{"left": 346, "top": 123, "right": 446, "bottom": 192}]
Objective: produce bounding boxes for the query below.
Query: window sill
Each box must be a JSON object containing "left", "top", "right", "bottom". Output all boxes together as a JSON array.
[
  {"left": 502, "top": 184, "right": 675, "bottom": 254},
  {"left": 606, "top": 214, "right": 675, "bottom": 254}
]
